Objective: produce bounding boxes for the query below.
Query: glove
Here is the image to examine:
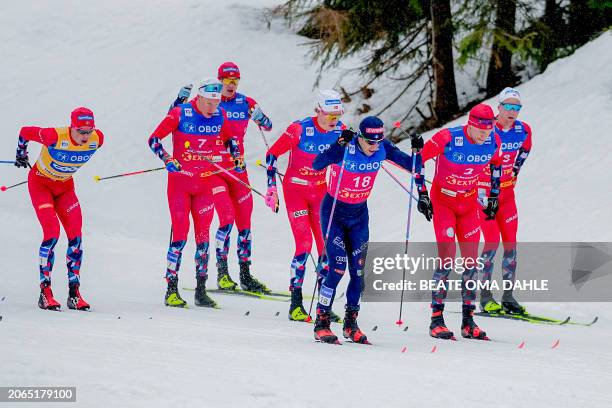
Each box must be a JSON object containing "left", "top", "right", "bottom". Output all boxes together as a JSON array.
[
  {"left": 251, "top": 106, "right": 272, "bottom": 129},
  {"left": 512, "top": 164, "right": 520, "bottom": 179},
  {"left": 15, "top": 148, "right": 29, "bottom": 169},
  {"left": 410, "top": 133, "right": 424, "bottom": 150},
  {"left": 265, "top": 186, "right": 279, "bottom": 213},
  {"left": 483, "top": 194, "right": 499, "bottom": 220},
  {"left": 178, "top": 84, "right": 193, "bottom": 102},
  {"left": 233, "top": 156, "right": 246, "bottom": 173},
  {"left": 338, "top": 129, "right": 356, "bottom": 146},
  {"left": 417, "top": 190, "right": 433, "bottom": 222},
  {"left": 164, "top": 157, "right": 182, "bottom": 173}
]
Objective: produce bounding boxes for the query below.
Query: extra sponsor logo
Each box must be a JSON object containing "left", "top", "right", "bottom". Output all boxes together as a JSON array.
[
  {"left": 198, "top": 203, "right": 214, "bottom": 214},
  {"left": 66, "top": 202, "right": 80, "bottom": 213},
  {"left": 305, "top": 127, "right": 314, "bottom": 136},
  {"left": 293, "top": 209, "right": 308, "bottom": 218},
  {"left": 88, "top": 143, "right": 97, "bottom": 149},
  {"left": 236, "top": 97, "right": 244, "bottom": 104},
  {"left": 184, "top": 108, "right": 193, "bottom": 117},
  {"left": 454, "top": 136, "right": 463, "bottom": 146},
  {"left": 60, "top": 141, "right": 69, "bottom": 148},
  {"left": 212, "top": 186, "right": 226, "bottom": 195}
]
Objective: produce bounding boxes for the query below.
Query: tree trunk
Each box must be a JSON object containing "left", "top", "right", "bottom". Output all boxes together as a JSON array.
[
  {"left": 430, "top": 0, "right": 458, "bottom": 123},
  {"left": 486, "top": 0, "right": 517, "bottom": 96}
]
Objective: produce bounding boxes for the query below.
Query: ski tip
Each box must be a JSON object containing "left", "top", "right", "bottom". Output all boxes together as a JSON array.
[
  {"left": 401, "top": 346, "right": 407, "bottom": 353},
  {"left": 403, "top": 326, "right": 409, "bottom": 332},
  {"left": 117, "top": 316, "right": 121, "bottom": 319},
  {"left": 244, "top": 311, "right": 250, "bottom": 316},
  {"left": 1, "top": 296, "right": 5, "bottom": 301},
  {"left": 551, "top": 339, "right": 560, "bottom": 349},
  {"left": 430, "top": 345, "right": 437, "bottom": 353},
  {"left": 560, "top": 316, "right": 571, "bottom": 325},
  {"left": 590, "top": 316, "right": 599, "bottom": 325},
  {"left": 274, "top": 311, "right": 280, "bottom": 316},
  {"left": 371, "top": 325, "right": 378, "bottom": 331},
  {"left": 0, "top": 315, "right": 3, "bottom": 322},
  {"left": 518, "top": 340, "right": 525, "bottom": 349}
]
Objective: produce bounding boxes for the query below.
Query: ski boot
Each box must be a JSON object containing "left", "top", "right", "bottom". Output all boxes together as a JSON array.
[
  {"left": 502, "top": 290, "right": 526, "bottom": 315},
  {"left": 164, "top": 276, "right": 187, "bottom": 308},
  {"left": 480, "top": 289, "right": 503, "bottom": 314},
  {"left": 67, "top": 284, "right": 90, "bottom": 311},
  {"left": 429, "top": 308, "right": 455, "bottom": 340},
  {"left": 239, "top": 262, "right": 270, "bottom": 294},
  {"left": 195, "top": 275, "right": 218, "bottom": 308},
  {"left": 461, "top": 305, "right": 489, "bottom": 340},
  {"left": 216, "top": 259, "right": 237, "bottom": 291},
  {"left": 38, "top": 281, "right": 61, "bottom": 311},
  {"left": 342, "top": 306, "right": 370, "bottom": 344},
  {"left": 314, "top": 310, "right": 340, "bottom": 344},
  {"left": 288, "top": 288, "right": 312, "bottom": 322}
]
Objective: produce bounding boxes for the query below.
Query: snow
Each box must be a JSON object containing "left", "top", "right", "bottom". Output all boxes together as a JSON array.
[{"left": 1, "top": 1, "right": 611, "bottom": 407}]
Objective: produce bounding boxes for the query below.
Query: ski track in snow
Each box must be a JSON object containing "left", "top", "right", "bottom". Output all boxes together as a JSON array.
[{"left": 1, "top": 1, "right": 611, "bottom": 407}]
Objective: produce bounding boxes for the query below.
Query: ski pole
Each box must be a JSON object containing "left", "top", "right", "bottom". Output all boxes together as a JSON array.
[
  {"left": 384, "top": 159, "right": 433, "bottom": 185},
  {"left": 197, "top": 156, "right": 265, "bottom": 198},
  {"left": 2, "top": 162, "right": 31, "bottom": 191},
  {"left": 94, "top": 167, "right": 164, "bottom": 182},
  {"left": 381, "top": 164, "right": 419, "bottom": 202},
  {"left": 0, "top": 160, "right": 16, "bottom": 164},
  {"left": 396, "top": 148, "right": 419, "bottom": 326},
  {"left": 308, "top": 146, "right": 350, "bottom": 315},
  {"left": 1, "top": 180, "right": 27, "bottom": 192},
  {"left": 393, "top": 121, "right": 436, "bottom": 163}
]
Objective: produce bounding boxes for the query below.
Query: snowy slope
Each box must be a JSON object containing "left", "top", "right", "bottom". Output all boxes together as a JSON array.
[{"left": 1, "top": 1, "right": 611, "bottom": 407}]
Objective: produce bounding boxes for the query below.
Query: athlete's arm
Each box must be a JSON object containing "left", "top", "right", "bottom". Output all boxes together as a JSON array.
[
  {"left": 312, "top": 140, "right": 345, "bottom": 171},
  {"left": 513, "top": 122, "right": 532, "bottom": 177},
  {"left": 265, "top": 122, "right": 301, "bottom": 187},
  {"left": 421, "top": 129, "right": 451, "bottom": 163},
  {"left": 148, "top": 107, "right": 181, "bottom": 162}
]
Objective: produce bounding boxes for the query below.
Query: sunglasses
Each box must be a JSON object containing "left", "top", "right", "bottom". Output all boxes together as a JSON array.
[
  {"left": 359, "top": 135, "right": 382, "bottom": 146},
  {"left": 199, "top": 83, "right": 223, "bottom": 94},
  {"left": 324, "top": 113, "right": 342, "bottom": 121},
  {"left": 221, "top": 78, "right": 240, "bottom": 86},
  {"left": 76, "top": 128, "right": 94, "bottom": 135},
  {"left": 501, "top": 103, "right": 522, "bottom": 112},
  {"left": 472, "top": 117, "right": 494, "bottom": 126}
]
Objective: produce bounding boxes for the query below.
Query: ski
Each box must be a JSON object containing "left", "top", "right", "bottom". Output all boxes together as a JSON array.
[
  {"left": 474, "top": 311, "right": 570, "bottom": 325},
  {"left": 183, "top": 287, "right": 289, "bottom": 302},
  {"left": 566, "top": 316, "right": 599, "bottom": 327}
]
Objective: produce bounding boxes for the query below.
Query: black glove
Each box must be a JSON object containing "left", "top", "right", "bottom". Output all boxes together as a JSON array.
[
  {"left": 410, "top": 133, "right": 424, "bottom": 150},
  {"left": 15, "top": 148, "right": 29, "bottom": 169},
  {"left": 483, "top": 194, "right": 499, "bottom": 220},
  {"left": 338, "top": 129, "right": 356, "bottom": 146},
  {"left": 417, "top": 190, "right": 433, "bottom": 221}
]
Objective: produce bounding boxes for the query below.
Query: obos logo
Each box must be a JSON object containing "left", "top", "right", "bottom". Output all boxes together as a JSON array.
[
  {"left": 317, "top": 143, "right": 330, "bottom": 153},
  {"left": 466, "top": 153, "right": 492, "bottom": 163},
  {"left": 501, "top": 141, "right": 522, "bottom": 151},
  {"left": 452, "top": 152, "right": 466, "bottom": 162},
  {"left": 227, "top": 111, "right": 247, "bottom": 120},
  {"left": 357, "top": 161, "right": 380, "bottom": 171}
]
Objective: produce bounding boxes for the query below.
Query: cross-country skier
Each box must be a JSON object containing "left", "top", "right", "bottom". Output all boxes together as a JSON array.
[
  {"left": 15, "top": 107, "right": 103, "bottom": 311},
  {"left": 420, "top": 103, "right": 503, "bottom": 340},
  {"left": 148, "top": 79, "right": 242, "bottom": 308},
  {"left": 264, "top": 90, "right": 345, "bottom": 323},
  {"left": 478, "top": 88, "right": 532, "bottom": 315},
  {"left": 311, "top": 116, "right": 431, "bottom": 344},
  {"left": 170, "top": 62, "right": 272, "bottom": 294}
]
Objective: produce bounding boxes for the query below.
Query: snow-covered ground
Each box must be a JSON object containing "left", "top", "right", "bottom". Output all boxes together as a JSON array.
[{"left": 1, "top": 1, "right": 611, "bottom": 407}]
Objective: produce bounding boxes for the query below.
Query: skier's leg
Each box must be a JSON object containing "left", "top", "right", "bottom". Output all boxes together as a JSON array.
[
  {"left": 210, "top": 174, "right": 235, "bottom": 265},
  {"left": 497, "top": 190, "right": 524, "bottom": 313},
  {"left": 284, "top": 184, "right": 314, "bottom": 291},
  {"left": 55, "top": 186, "right": 83, "bottom": 287},
  {"left": 228, "top": 170, "right": 253, "bottom": 264},
  {"left": 28, "top": 172, "right": 60, "bottom": 286},
  {"left": 192, "top": 191, "right": 217, "bottom": 308},
  {"left": 342, "top": 208, "right": 370, "bottom": 343},
  {"left": 164, "top": 175, "right": 190, "bottom": 307},
  {"left": 308, "top": 185, "right": 329, "bottom": 280}
]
